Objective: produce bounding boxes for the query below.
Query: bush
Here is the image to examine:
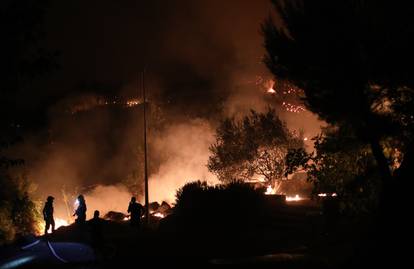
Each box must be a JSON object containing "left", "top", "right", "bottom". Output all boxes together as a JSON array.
[
  {"left": 0, "top": 172, "right": 41, "bottom": 245},
  {"left": 173, "top": 180, "right": 265, "bottom": 236}
]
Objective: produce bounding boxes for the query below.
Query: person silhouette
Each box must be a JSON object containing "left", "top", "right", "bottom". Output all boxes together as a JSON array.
[
  {"left": 43, "top": 196, "right": 55, "bottom": 235},
  {"left": 89, "top": 210, "right": 104, "bottom": 249},
  {"left": 73, "top": 195, "right": 87, "bottom": 224},
  {"left": 127, "top": 197, "right": 143, "bottom": 228}
]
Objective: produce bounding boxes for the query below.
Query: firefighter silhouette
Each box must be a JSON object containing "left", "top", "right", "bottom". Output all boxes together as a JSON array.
[
  {"left": 127, "top": 197, "right": 143, "bottom": 228},
  {"left": 89, "top": 210, "right": 104, "bottom": 249},
  {"left": 43, "top": 196, "right": 55, "bottom": 234},
  {"left": 73, "top": 194, "right": 87, "bottom": 224}
]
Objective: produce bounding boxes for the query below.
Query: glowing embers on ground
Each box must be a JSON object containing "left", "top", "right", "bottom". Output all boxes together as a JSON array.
[
  {"left": 264, "top": 184, "right": 303, "bottom": 202},
  {"left": 122, "top": 212, "right": 167, "bottom": 221},
  {"left": 285, "top": 194, "right": 302, "bottom": 202},
  {"left": 69, "top": 97, "right": 142, "bottom": 114},
  {"left": 317, "top": 193, "right": 337, "bottom": 197},
  {"left": 126, "top": 99, "right": 141, "bottom": 107},
  {"left": 282, "top": 102, "right": 306, "bottom": 113}
]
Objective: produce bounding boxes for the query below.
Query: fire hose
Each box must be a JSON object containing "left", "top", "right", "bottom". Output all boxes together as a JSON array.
[{"left": 20, "top": 238, "right": 68, "bottom": 263}]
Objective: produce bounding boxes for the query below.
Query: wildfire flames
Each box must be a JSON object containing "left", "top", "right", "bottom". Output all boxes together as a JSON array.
[
  {"left": 69, "top": 97, "right": 142, "bottom": 114},
  {"left": 285, "top": 194, "right": 302, "bottom": 202},
  {"left": 153, "top": 212, "right": 165, "bottom": 218},
  {"left": 55, "top": 218, "right": 70, "bottom": 229},
  {"left": 126, "top": 99, "right": 141, "bottom": 107},
  {"left": 265, "top": 185, "right": 276, "bottom": 195},
  {"left": 38, "top": 218, "right": 71, "bottom": 234},
  {"left": 318, "top": 193, "right": 337, "bottom": 197},
  {"left": 282, "top": 102, "right": 306, "bottom": 113},
  {"left": 264, "top": 185, "right": 303, "bottom": 202}
]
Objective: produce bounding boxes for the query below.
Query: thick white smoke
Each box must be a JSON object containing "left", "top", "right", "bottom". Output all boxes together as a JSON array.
[
  {"left": 148, "top": 119, "right": 218, "bottom": 204},
  {"left": 82, "top": 184, "right": 131, "bottom": 218}
]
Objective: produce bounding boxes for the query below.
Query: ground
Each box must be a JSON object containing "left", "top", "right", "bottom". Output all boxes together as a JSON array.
[{"left": 1, "top": 199, "right": 380, "bottom": 268}]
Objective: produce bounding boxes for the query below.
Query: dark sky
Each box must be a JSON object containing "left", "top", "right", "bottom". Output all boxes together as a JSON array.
[{"left": 35, "top": 0, "right": 274, "bottom": 117}]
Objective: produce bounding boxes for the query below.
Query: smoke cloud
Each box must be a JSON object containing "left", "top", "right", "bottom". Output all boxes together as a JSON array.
[
  {"left": 8, "top": 0, "right": 326, "bottom": 222},
  {"left": 82, "top": 185, "right": 131, "bottom": 219},
  {"left": 148, "top": 119, "right": 218, "bottom": 204}
]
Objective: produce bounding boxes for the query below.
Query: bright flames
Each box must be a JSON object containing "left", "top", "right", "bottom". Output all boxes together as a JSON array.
[
  {"left": 153, "top": 212, "right": 165, "bottom": 218},
  {"left": 318, "top": 193, "right": 337, "bottom": 197},
  {"left": 285, "top": 194, "right": 302, "bottom": 202},
  {"left": 37, "top": 217, "right": 70, "bottom": 235},
  {"left": 265, "top": 185, "right": 276, "bottom": 195},
  {"left": 55, "top": 218, "right": 70, "bottom": 229}
]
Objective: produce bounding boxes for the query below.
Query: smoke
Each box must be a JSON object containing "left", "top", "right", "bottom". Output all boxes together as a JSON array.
[
  {"left": 148, "top": 119, "right": 218, "bottom": 204},
  {"left": 223, "top": 70, "right": 326, "bottom": 151},
  {"left": 82, "top": 184, "right": 131, "bottom": 219},
  {"left": 6, "top": 0, "right": 327, "bottom": 222}
]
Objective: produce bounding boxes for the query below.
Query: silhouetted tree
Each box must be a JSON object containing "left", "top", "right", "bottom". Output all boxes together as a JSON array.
[
  {"left": 208, "top": 109, "right": 303, "bottom": 189},
  {"left": 263, "top": 0, "right": 414, "bottom": 207},
  {"left": 0, "top": 0, "right": 54, "bottom": 244},
  {"left": 292, "top": 125, "right": 384, "bottom": 214}
]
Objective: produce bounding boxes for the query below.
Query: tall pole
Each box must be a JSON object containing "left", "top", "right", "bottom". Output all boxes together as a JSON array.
[{"left": 142, "top": 69, "right": 150, "bottom": 225}]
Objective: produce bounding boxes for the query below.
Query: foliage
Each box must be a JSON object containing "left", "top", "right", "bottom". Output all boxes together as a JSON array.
[
  {"left": 208, "top": 109, "right": 303, "bottom": 186},
  {"left": 263, "top": 0, "right": 414, "bottom": 124},
  {"left": 263, "top": 0, "right": 414, "bottom": 190},
  {"left": 0, "top": 171, "right": 42, "bottom": 245},
  {"left": 0, "top": 1, "right": 54, "bottom": 244},
  {"left": 287, "top": 125, "right": 381, "bottom": 214}
]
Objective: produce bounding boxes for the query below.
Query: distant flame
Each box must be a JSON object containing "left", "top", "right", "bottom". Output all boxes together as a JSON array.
[
  {"left": 267, "top": 88, "right": 276, "bottom": 94},
  {"left": 265, "top": 185, "right": 276, "bottom": 195},
  {"left": 126, "top": 99, "right": 141, "bottom": 107},
  {"left": 55, "top": 218, "right": 70, "bottom": 229},
  {"left": 318, "top": 193, "right": 337, "bottom": 197},
  {"left": 265, "top": 79, "right": 276, "bottom": 94},
  {"left": 38, "top": 217, "right": 70, "bottom": 234},
  {"left": 153, "top": 212, "right": 165, "bottom": 218},
  {"left": 286, "top": 194, "right": 302, "bottom": 202}
]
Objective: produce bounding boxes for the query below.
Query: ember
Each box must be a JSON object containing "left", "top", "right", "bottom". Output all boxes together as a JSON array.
[{"left": 318, "top": 193, "right": 337, "bottom": 197}]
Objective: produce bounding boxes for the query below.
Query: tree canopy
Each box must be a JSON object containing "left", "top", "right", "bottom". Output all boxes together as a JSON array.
[
  {"left": 263, "top": 0, "right": 414, "bottom": 194},
  {"left": 208, "top": 109, "right": 303, "bottom": 187}
]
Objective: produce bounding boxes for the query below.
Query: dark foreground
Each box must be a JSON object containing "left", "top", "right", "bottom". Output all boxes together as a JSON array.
[{"left": 0, "top": 199, "right": 398, "bottom": 268}]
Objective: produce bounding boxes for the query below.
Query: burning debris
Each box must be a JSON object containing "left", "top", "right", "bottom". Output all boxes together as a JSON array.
[
  {"left": 285, "top": 194, "right": 302, "bottom": 202},
  {"left": 65, "top": 95, "right": 143, "bottom": 114},
  {"left": 149, "top": 201, "right": 172, "bottom": 219}
]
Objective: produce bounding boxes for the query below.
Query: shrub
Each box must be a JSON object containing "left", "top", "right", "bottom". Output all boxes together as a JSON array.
[{"left": 173, "top": 180, "right": 265, "bottom": 236}]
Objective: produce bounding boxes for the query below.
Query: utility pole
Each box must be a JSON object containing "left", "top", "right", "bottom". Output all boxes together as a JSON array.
[{"left": 142, "top": 69, "right": 150, "bottom": 225}]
